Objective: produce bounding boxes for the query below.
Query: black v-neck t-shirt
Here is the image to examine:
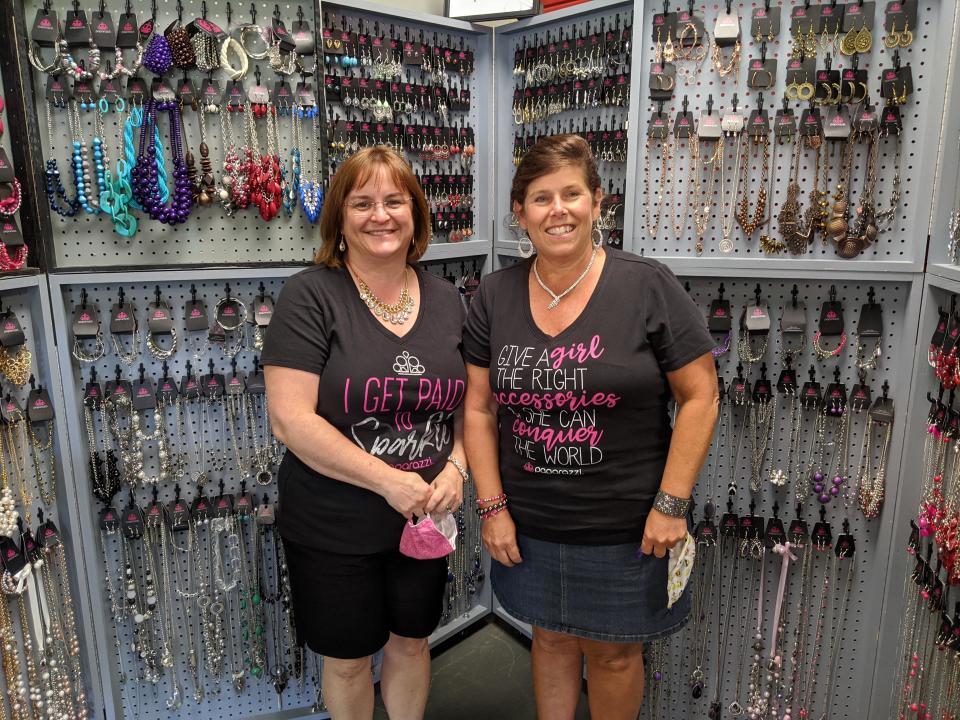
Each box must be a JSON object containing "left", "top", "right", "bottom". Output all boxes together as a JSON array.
[
  {"left": 463, "top": 249, "right": 713, "bottom": 545},
  {"left": 261, "top": 264, "right": 467, "bottom": 553}
]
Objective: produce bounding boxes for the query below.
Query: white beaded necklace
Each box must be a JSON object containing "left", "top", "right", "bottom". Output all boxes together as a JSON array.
[{"left": 532, "top": 246, "right": 599, "bottom": 310}]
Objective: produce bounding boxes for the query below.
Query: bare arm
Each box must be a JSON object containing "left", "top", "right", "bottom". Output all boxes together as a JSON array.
[
  {"left": 640, "top": 352, "right": 719, "bottom": 557},
  {"left": 465, "top": 362, "right": 522, "bottom": 565},
  {"left": 265, "top": 365, "right": 432, "bottom": 518}
]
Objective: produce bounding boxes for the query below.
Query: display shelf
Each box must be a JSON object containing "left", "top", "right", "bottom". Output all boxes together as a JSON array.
[
  {"left": 422, "top": 239, "right": 492, "bottom": 261},
  {"left": 0, "top": 271, "right": 41, "bottom": 292},
  {"left": 925, "top": 261, "right": 960, "bottom": 286}
]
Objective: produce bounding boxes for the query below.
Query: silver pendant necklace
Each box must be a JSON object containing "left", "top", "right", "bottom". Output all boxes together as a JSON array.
[{"left": 532, "top": 246, "right": 599, "bottom": 310}]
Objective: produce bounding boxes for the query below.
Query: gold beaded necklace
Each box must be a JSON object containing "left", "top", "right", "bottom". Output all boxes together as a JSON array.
[{"left": 350, "top": 265, "right": 415, "bottom": 326}]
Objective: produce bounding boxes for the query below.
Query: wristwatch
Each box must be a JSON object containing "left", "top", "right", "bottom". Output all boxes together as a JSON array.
[{"left": 653, "top": 490, "right": 692, "bottom": 518}]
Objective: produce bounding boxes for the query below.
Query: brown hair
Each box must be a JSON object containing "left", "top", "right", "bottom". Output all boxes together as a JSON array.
[
  {"left": 315, "top": 146, "right": 432, "bottom": 267},
  {"left": 509, "top": 134, "right": 602, "bottom": 207}
]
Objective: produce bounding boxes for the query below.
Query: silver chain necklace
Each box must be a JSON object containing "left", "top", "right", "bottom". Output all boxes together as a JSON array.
[{"left": 532, "top": 246, "right": 599, "bottom": 310}]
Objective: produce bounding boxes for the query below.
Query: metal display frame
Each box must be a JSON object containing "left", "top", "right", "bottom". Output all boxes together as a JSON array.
[
  {"left": 46, "top": 263, "right": 493, "bottom": 720},
  {"left": 0, "top": 274, "right": 106, "bottom": 719}
]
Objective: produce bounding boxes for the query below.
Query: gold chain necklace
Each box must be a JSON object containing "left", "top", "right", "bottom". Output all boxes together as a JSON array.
[
  {"left": 352, "top": 267, "right": 415, "bottom": 326},
  {"left": 735, "top": 135, "right": 771, "bottom": 237}
]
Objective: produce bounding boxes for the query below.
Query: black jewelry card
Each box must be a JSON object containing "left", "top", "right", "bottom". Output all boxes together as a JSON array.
[
  {"left": 131, "top": 378, "right": 156, "bottom": 411},
  {"left": 125, "top": 76, "right": 148, "bottom": 106},
  {"left": 64, "top": 9, "right": 90, "bottom": 47},
  {"left": 0, "top": 150, "right": 15, "bottom": 184},
  {"left": 0, "top": 395, "right": 22, "bottom": 424},
  {"left": 191, "top": 494, "right": 212, "bottom": 523},
  {"left": 817, "top": 2, "right": 845, "bottom": 34},
  {"left": 790, "top": 4, "right": 821, "bottom": 34},
  {"left": 201, "top": 372, "right": 225, "bottom": 399},
  {"left": 849, "top": 382, "right": 872, "bottom": 413},
  {"left": 121, "top": 502, "right": 145, "bottom": 540},
  {"left": 0, "top": 311, "right": 24, "bottom": 349},
  {"left": 799, "top": 107, "right": 823, "bottom": 137},
  {"left": 168, "top": 498, "right": 191, "bottom": 532},
  {"left": 109, "top": 303, "right": 136, "bottom": 334},
  {"left": 31, "top": 9, "right": 58, "bottom": 46},
  {"left": 180, "top": 373, "right": 201, "bottom": 400},
  {"left": 818, "top": 300, "right": 844, "bottom": 335},
  {"left": 91, "top": 10, "right": 115, "bottom": 49},
  {"left": 99, "top": 506, "right": 120, "bottom": 532},
  {"left": 145, "top": 499, "right": 165, "bottom": 528},
  {"left": 156, "top": 376, "right": 178, "bottom": 405},
  {"left": 176, "top": 78, "right": 197, "bottom": 106},
  {"left": 83, "top": 381, "right": 103, "bottom": 410},
  {"left": 752, "top": 6, "right": 781, "bottom": 39},
  {"left": 843, "top": 3, "right": 876, "bottom": 31},
  {"left": 27, "top": 388, "right": 54, "bottom": 422},
  {"left": 199, "top": 78, "right": 224, "bottom": 107},
  {"left": 115, "top": 12, "right": 138, "bottom": 49},
  {"left": 225, "top": 372, "right": 246, "bottom": 396}
]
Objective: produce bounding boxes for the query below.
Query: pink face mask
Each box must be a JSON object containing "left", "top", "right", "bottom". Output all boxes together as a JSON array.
[{"left": 399, "top": 513, "right": 458, "bottom": 560}]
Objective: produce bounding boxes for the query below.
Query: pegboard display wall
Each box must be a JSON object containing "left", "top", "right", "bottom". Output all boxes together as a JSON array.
[
  {"left": 52, "top": 266, "right": 487, "bottom": 720},
  {"left": 638, "top": 277, "right": 913, "bottom": 719},
  {"left": 24, "top": 0, "right": 328, "bottom": 268},
  {"left": 20, "top": 0, "right": 491, "bottom": 270},
  {"left": 630, "top": 0, "right": 951, "bottom": 264},
  {"left": 0, "top": 40, "right": 30, "bottom": 270},
  {"left": 876, "top": 277, "right": 960, "bottom": 720},
  {"left": 0, "top": 281, "right": 97, "bottom": 720},
  {"left": 495, "top": 0, "right": 634, "bottom": 253},
  {"left": 320, "top": 2, "right": 490, "bottom": 246}
]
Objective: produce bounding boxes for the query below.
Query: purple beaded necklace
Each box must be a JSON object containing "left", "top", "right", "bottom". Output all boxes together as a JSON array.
[{"left": 131, "top": 99, "right": 194, "bottom": 225}]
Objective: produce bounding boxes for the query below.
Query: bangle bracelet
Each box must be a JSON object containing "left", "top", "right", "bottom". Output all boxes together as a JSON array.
[
  {"left": 653, "top": 490, "right": 691, "bottom": 518},
  {"left": 476, "top": 493, "right": 506, "bottom": 506},
  {"left": 446, "top": 456, "right": 469, "bottom": 483}
]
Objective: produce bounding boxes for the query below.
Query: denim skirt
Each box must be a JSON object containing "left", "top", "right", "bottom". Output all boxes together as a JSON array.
[{"left": 492, "top": 533, "right": 691, "bottom": 643}]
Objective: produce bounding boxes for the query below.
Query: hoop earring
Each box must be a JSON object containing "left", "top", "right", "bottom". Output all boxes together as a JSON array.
[
  {"left": 592, "top": 225, "right": 604, "bottom": 248},
  {"left": 899, "top": 20, "right": 913, "bottom": 48},
  {"left": 517, "top": 231, "right": 534, "bottom": 258},
  {"left": 883, "top": 21, "right": 900, "bottom": 49}
]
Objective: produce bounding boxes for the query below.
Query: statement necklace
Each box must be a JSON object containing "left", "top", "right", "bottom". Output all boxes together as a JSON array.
[
  {"left": 532, "top": 246, "right": 599, "bottom": 310},
  {"left": 352, "top": 267, "right": 415, "bottom": 325}
]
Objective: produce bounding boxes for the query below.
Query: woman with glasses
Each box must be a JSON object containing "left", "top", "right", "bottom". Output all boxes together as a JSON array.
[
  {"left": 262, "top": 146, "right": 468, "bottom": 720},
  {"left": 463, "top": 134, "right": 717, "bottom": 719}
]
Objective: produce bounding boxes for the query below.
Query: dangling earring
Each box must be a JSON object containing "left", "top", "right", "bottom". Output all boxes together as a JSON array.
[
  {"left": 883, "top": 21, "right": 900, "bottom": 49},
  {"left": 517, "top": 230, "right": 534, "bottom": 258},
  {"left": 855, "top": 24, "right": 873, "bottom": 53},
  {"left": 592, "top": 223, "right": 604, "bottom": 249},
  {"left": 339, "top": 237, "right": 346, "bottom": 252}
]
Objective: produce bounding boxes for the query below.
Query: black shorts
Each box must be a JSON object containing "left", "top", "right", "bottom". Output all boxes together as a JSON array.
[{"left": 282, "top": 537, "right": 448, "bottom": 659}]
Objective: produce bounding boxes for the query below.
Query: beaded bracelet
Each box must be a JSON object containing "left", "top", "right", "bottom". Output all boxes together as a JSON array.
[
  {"left": 479, "top": 505, "right": 508, "bottom": 521},
  {"left": 476, "top": 493, "right": 506, "bottom": 507},
  {"left": 476, "top": 500, "right": 508, "bottom": 518}
]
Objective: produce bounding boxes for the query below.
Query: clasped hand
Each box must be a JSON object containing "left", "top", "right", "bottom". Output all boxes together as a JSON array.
[{"left": 384, "top": 465, "right": 463, "bottom": 519}]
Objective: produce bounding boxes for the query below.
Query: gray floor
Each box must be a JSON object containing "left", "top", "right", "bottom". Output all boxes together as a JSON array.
[{"left": 373, "top": 618, "right": 591, "bottom": 719}]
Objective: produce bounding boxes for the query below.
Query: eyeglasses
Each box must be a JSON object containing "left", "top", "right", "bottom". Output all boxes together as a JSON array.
[{"left": 344, "top": 196, "right": 413, "bottom": 214}]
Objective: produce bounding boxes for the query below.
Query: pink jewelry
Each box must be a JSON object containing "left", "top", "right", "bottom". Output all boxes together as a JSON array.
[
  {"left": 0, "top": 244, "right": 27, "bottom": 271},
  {"left": 476, "top": 493, "right": 506, "bottom": 506},
  {"left": 812, "top": 330, "right": 846, "bottom": 359},
  {"left": 0, "top": 179, "right": 22, "bottom": 216}
]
